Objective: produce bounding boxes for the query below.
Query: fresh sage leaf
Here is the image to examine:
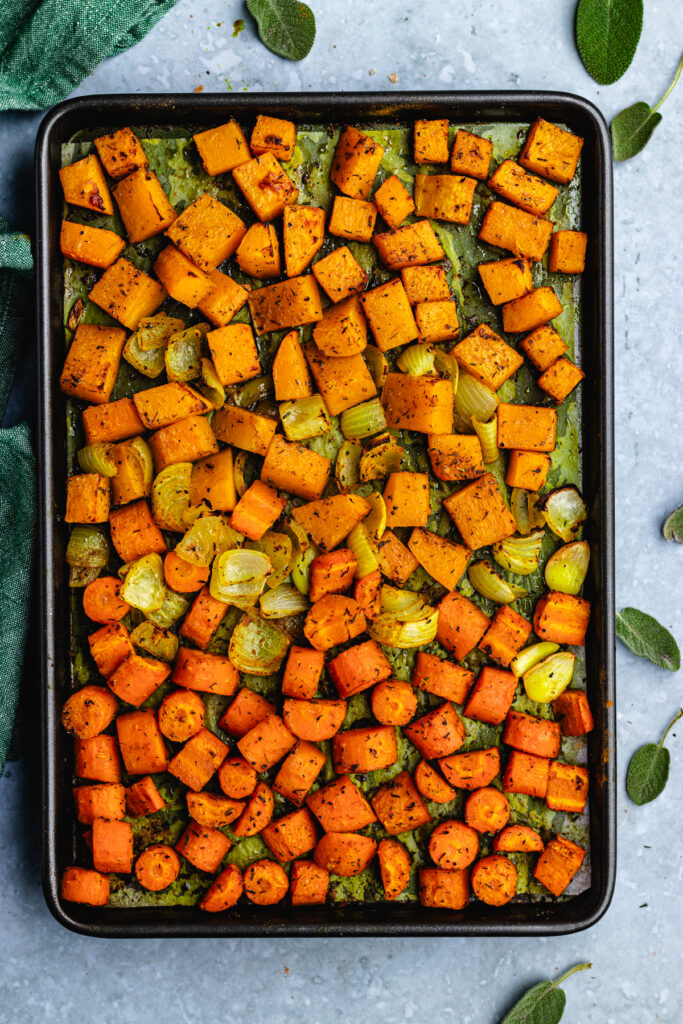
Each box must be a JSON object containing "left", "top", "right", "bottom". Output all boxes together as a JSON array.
[
  {"left": 611, "top": 55, "right": 683, "bottom": 161},
  {"left": 616, "top": 608, "right": 680, "bottom": 671},
  {"left": 626, "top": 708, "right": 682, "bottom": 805},
  {"left": 501, "top": 963, "right": 591, "bottom": 1024},
  {"left": 576, "top": 0, "right": 643, "bottom": 85},
  {"left": 662, "top": 502, "right": 683, "bottom": 543},
  {"left": 246, "top": 0, "right": 316, "bottom": 61}
]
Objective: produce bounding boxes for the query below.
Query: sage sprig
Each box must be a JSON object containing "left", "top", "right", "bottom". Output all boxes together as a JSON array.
[
  {"left": 246, "top": 0, "right": 316, "bottom": 62},
  {"left": 611, "top": 54, "right": 683, "bottom": 161},
  {"left": 576, "top": 0, "right": 643, "bottom": 85},
  {"left": 626, "top": 708, "right": 683, "bottom": 805},
  {"left": 616, "top": 608, "right": 680, "bottom": 671},
  {"left": 501, "top": 963, "right": 592, "bottom": 1024},
  {"left": 662, "top": 501, "right": 683, "bottom": 543}
]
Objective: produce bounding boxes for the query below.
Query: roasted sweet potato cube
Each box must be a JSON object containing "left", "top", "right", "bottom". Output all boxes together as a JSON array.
[
  {"left": 479, "top": 606, "right": 532, "bottom": 668},
  {"left": 59, "top": 154, "right": 114, "bottom": 215},
  {"left": 361, "top": 278, "right": 418, "bottom": 352},
  {"left": 60, "top": 220, "right": 125, "bottom": 269},
  {"left": 497, "top": 402, "right": 557, "bottom": 452},
  {"left": 407, "top": 529, "right": 471, "bottom": 592},
  {"left": 503, "top": 286, "right": 562, "bottom": 334},
  {"left": 311, "top": 245, "right": 367, "bottom": 302},
  {"left": 478, "top": 201, "right": 553, "bottom": 262},
  {"left": 533, "top": 591, "right": 590, "bottom": 646},
  {"left": 478, "top": 257, "right": 533, "bottom": 306},
  {"left": 60, "top": 324, "right": 126, "bottom": 405},
  {"left": 376, "top": 530, "right": 419, "bottom": 585},
  {"left": 414, "top": 174, "right": 477, "bottom": 224},
  {"left": 414, "top": 118, "right": 450, "bottom": 164},
  {"left": 401, "top": 265, "right": 450, "bottom": 304},
  {"left": 235, "top": 223, "right": 281, "bottom": 279},
  {"left": 436, "top": 590, "right": 490, "bottom": 660},
  {"left": 488, "top": 160, "right": 559, "bottom": 217},
  {"left": 233, "top": 152, "right": 298, "bottom": 221},
  {"left": 373, "top": 219, "right": 445, "bottom": 270},
  {"left": 304, "top": 341, "right": 377, "bottom": 415},
  {"left": 248, "top": 276, "right": 323, "bottom": 335},
  {"left": 415, "top": 299, "right": 459, "bottom": 342},
  {"left": 166, "top": 193, "right": 246, "bottom": 270},
  {"left": 66, "top": 474, "right": 110, "bottom": 523},
  {"left": 371, "top": 771, "right": 431, "bottom": 835},
  {"left": 383, "top": 471, "right": 430, "bottom": 528},
  {"left": 88, "top": 258, "right": 166, "bottom": 330},
  {"left": 284, "top": 205, "right": 325, "bottom": 277},
  {"left": 313, "top": 295, "right": 367, "bottom": 357},
  {"left": 153, "top": 246, "right": 210, "bottom": 308},
  {"left": 207, "top": 323, "right": 261, "bottom": 386},
  {"left": 373, "top": 174, "right": 415, "bottom": 229},
  {"left": 109, "top": 500, "right": 166, "bottom": 563},
  {"left": 382, "top": 373, "right": 453, "bottom": 434},
  {"left": 546, "top": 761, "right": 589, "bottom": 813},
  {"left": 533, "top": 835, "right": 585, "bottom": 896},
  {"left": 450, "top": 129, "right": 493, "bottom": 179},
  {"left": 519, "top": 118, "right": 584, "bottom": 185},
  {"left": 503, "top": 750, "right": 551, "bottom": 799},
  {"left": 428, "top": 433, "right": 485, "bottom": 482},
  {"left": 443, "top": 472, "right": 516, "bottom": 549},
  {"left": 505, "top": 450, "right": 551, "bottom": 491},
  {"left": 549, "top": 230, "right": 588, "bottom": 274},
  {"left": 197, "top": 268, "right": 249, "bottom": 327},
  {"left": 464, "top": 667, "right": 518, "bottom": 725},
  {"left": 328, "top": 196, "right": 377, "bottom": 243},
  {"left": 330, "top": 126, "right": 384, "bottom": 200},
  {"left": 537, "top": 357, "right": 585, "bottom": 404},
  {"left": 453, "top": 323, "right": 523, "bottom": 391},
  {"left": 94, "top": 128, "right": 148, "bottom": 179},
  {"left": 520, "top": 324, "right": 568, "bottom": 371},
  {"left": 250, "top": 114, "right": 296, "bottom": 161},
  {"left": 193, "top": 120, "right": 251, "bottom": 175},
  {"left": 552, "top": 690, "right": 594, "bottom": 737},
  {"left": 112, "top": 169, "right": 176, "bottom": 243}
]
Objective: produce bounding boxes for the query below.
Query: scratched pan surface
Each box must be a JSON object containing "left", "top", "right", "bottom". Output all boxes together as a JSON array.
[{"left": 36, "top": 92, "right": 615, "bottom": 937}]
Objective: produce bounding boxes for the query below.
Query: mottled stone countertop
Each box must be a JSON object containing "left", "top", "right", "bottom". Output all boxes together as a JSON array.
[{"left": 1, "top": 1, "right": 681, "bottom": 1020}]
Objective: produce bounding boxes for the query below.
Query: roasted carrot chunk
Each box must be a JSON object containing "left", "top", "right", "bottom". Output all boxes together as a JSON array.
[
  {"left": 73, "top": 783, "right": 126, "bottom": 825},
  {"left": 261, "top": 808, "right": 318, "bottom": 862},
  {"left": 290, "top": 860, "right": 329, "bottom": 905},
  {"left": 282, "top": 646, "right": 325, "bottom": 699},
  {"left": 157, "top": 689, "right": 206, "bottom": 743},
  {"left": 92, "top": 817, "right": 134, "bottom": 874},
  {"left": 552, "top": 690, "right": 594, "bottom": 737},
  {"left": 176, "top": 821, "right": 230, "bottom": 873},
  {"left": 125, "top": 775, "right": 165, "bottom": 817},
  {"left": 219, "top": 688, "right": 276, "bottom": 738},
  {"left": 413, "top": 761, "right": 457, "bottom": 805},
  {"left": 282, "top": 698, "right": 347, "bottom": 742},
  {"left": 371, "top": 771, "right": 431, "bottom": 835},
  {"left": 503, "top": 710, "right": 561, "bottom": 759},
  {"left": 412, "top": 651, "right": 474, "bottom": 705},
  {"left": 303, "top": 595, "right": 366, "bottom": 652},
  {"left": 244, "top": 860, "right": 289, "bottom": 904},
  {"left": 314, "top": 833, "right": 377, "bottom": 877},
  {"left": 61, "top": 866, "right": 110, "bottom": 906},
  {"left": 171, "top": 648, "right": 239, "bottom": 697},
  {"left": 218, "top": 755, "right": 258, "bottom": 800},
  {"left": 200, "top": 864, "right": 244, "bottom": 912},
  {"left": 471, "top": 854, "right": 517, "bottom": 906},
  {"left": 404, "top": 703, "right": 465, "bottom": 759},
  {"left": 237, "top": 714, "right": 296, "bottom": 773},
  {"left": 306, "top": 775, "right": 376, "bottom": 833},
  {"left": 436, "top": 591, "right": 491, "bottom": 661},
  {"left": 464, "top": 667, "right": 518, "bottom": 726},
  {"left": 502, "top": 750, "right": 551, "bottom": 799},
  {"left": 274, "top": 741, "right": 326, "bottom": 806},
  {"left": 74, "top": 734, "right": 121, "bottom": 783},
  {"left": 464, "top": 787, "right": 510, "bottom": 834},
  {"left": 135, "top": 844, "right": 180, "bottom": 892},
  {"left": 61, "top": 685, "right": 118, "bottom": 739},
  {"left": 439, "top": 747, "right": 501, "bottom": 791},
  {"left": 419, "top": 867, "right": 469, "bottom": 909},
  {"left": 167, "top": 727, "right": 228, "bottom": 791},
  {"left": 443, "top": 472, "right": 516, "bottom": 550},
  {"left": 479, "top": 606, "right": 532, "bottom": 668},
  {"left": 429, "top": 820, "right": 480, "bottom": 869},
  {"left": 333, "top": 725, "right": 398, "bottom": 774},
  {"left": 328, "top": 639, "right": 393, "bottom": 698},
  {"left": 371, "top": 679, "right": 417, "bottom": 727},
  {"left": 232, "top": 782, "right": 274, "bottom": 837}
]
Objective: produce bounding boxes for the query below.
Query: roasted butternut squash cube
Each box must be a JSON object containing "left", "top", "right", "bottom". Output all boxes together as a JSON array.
[
  {"left": 273, "top": 331, "right": 313, "bottom": 400},
  {"left": 235, "top": 223, "right": 281, "bottom": 278},
  {"left": 250, "top": 114, "right": 296, "bottom": 162},
  {"left": 520, "top": 324, "right": 568, "bottom": 371},
  {"left": 443, "top": 472, "right": 516, "bottom": 549},
  {"left": 166, "top": 193, "right": 246, "bottom": 270},
  {"left": 361, "top": 278, "right": 418, "bottom": 352},
  {"left": 534, "top": 591, "right": 590, "bottom": 646},
  {"left": 414, "top": 119, "right": 450, "bottom": 164},
  {"left": 190, "top": 448, "right": 237, "bottom": 512},
  {"left": 453, "top": 324, "right": 523, "bottom": 391},
  {"left": 193, "top": 120, "right": 251, "bottom": 175},
  {"left": 207, "top": 324, "right": 261, "bottom": 385},
  {"left": 66, "top": 474, "right": 110, "bottom": 523},
  {"left": 211, "top": 405, "right": 278, "bottom": 456},
  {"left": 401, "top": 265, "right": 450, "bottom": 304},
  {"left": 261, "top": 435, "right": 331, "bottom": 501},
  {"left": 488, "top": 160, "right": 558, "bottom": 217},
  {"left": 383, "top": 472, "right": 430, "bottom": 528},
  {"left": 232, "top": 152, "right": 298, "bottom": 221},
  {"left": 313, "top": 295, "right": 367, "bottom": 357},
  {"left": 407, "top": 529, "right": 471, "bottom": 592},
  {"left": 94, "top": 128, "right": 148, "bottom": 179},
  {"left": 373, "top": 174, "right": 415, "bottom": 230},
  {"left": 450, "top": 129, "right": 493, "bottom": 179},
  {"left": 88, "top": 258, "right": 166, "bottom": 330},
  {"left": 548, "top": 230, "right": 588, "bottom": 274},
  {"left": 304, "top": 341, "right": 377, "bottom": 416},
  {"left": 82, "top": 398, "right": 145, "bottom": 445},
  {"left": 112, "top": 169, "right": 176, "bottom": 243},
  {"left": 478, "top": 257, "right": 533, "bottom": 306},
  {"left": 60, "top": 220, "right": 125, "bottom": 270},
  {"left": 133, "top": 382, "right": 211, "bottom": 430},
  {"left": 153, "top": 245, "right": 211, "bottom": 308},
  {"left": 311, "top": 245, "right": 367, "bottom": 302},
  {"left": 497, "top": 403, "right": 557, "bottom": 452},
  {"left": 247, "top": 276, "right": 323, "bottom": 336},
  {"left": 537, "top": 357, "right": 585, "bottom": 403},
  {"left": 479, "top": 201, "right": 553, "bottom": 262},
  {"left": 519, "top": 118, "right": 584, "bottom": 184},
  {"left": 414, "top": 174, "right": 477, "bottom": 224},
  {"left": 382, "top": 373, "right": 453, "bottom": 434},
  {"left": 376, "top": 530, "right": 419, "bottom": 585},
  {"left": 149, "top": 414, "right": 219, "bottom": 472},
  {"left": 374, "top": 219, "right": 445, "bottom": 270},
  {"left": 284, "top": 206, "right": 325, "bottom": 277},
  {"left": 545, "top": 762, "right": 589, "bottom": 814},
  {"left": 415, "top": 299, "right": 459, "bottom": 342},
  {"left": 328, "top": 196, "right": 377, "bottom": 243},
  {"left": 533, "top": 835, "right": 585, "bottom": 896},
  {"left": 502, "top": 286, "right": 562, "bottom": 334},
  {"left": 330, "top": 126, "right": 384, "bottom": 200},
  {"left": 197, "top": 269, "right": 249, "bottom": 327},
  {"left": 59, "top": 154, "right": 114, "bottom": 215},
  {"left": 505, "top": 450, "right": 551, "bottom": 491},
  {"left": 428, "top": 434, "right": 485, "bottom": 482}
]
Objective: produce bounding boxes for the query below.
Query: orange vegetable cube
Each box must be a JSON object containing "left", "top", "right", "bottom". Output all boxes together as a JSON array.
[
  {"left": 478, "top": 200, "right": 553, "bottom": 262},
  {"left": 153, "top": 245, "right": 210, "bottom": 308},
  {"left": 401, "top": 265, "right": 450, "bottom": 304},
  {"left": 327, "top": 637, "right": 392, "bottom": 698},
  {"left": 549, "top": 230, "right": 588, "bottom": 273},
  {"left": 464, "top": 667, "right": 518, "bottom": 725},
  {"left": 519, "top": 118, "right": 584, "bottom": 184},
  {"left": 109, "top": 500, "right": 166, "bottom": 563},
  {"left": 407, "top": 528, "right": 471, "bottom": 592},
  {"left": 261, "top": 434, "right": 331, "bottom": 501},
  {"left": 545, "top": 761, "right": 589, "bottom": 813},
  {"left": 443, "top": 472, "right": 516, "bottom": 549},
  {"left": 248, "top": 276, "right": 323, "bottom": 335},
  {"left": 428, "top": 433, "right": 485, "bottom": 482},
  {"left": 125, "top": 775, "right": 165, "bottom": 817},
  {"left": 309, "top": 548, "right": 357, "bottom": 603},
  {"left": 361, "top": 278, "right": 418, "bottom": 352},
  {"left": 503, "top": 710, "right": 561, "bottom": 759},
  {"left": 133, "top": 381, "right": 211, "bottom": 431},
  {"left": 112, "top": 169, "right": 176, "bottom": 242},
  {"left": 372, "top": 771, "right": 431, "bottom": 835},
  {"left": 73, "top": 783, "right": 126, "bottom": 825},
  {"left": 497, "top": 403, "right": 557, "bottom": 452},
  {"left": 273, "top": 330, "right": 314, "bottom": 400},
  {"left": 419, "top": 867, "right": 469, "bottom": 909},
  {"left": 436, "top": 590, "right": 490, "bottom": 660},
  {"left": 197, "top": 268, "right": 249, "bottom": 327},
  {"left": 167, "top": 727, "right": 229, "bottom": 791},
  {"left": 206, "top": 323, "right": 261, "bottom": 385},
  {"left": 274, "top": 741, "right": 326, "bottom": 805},
  {"left": 383, "top": 471, "right": 430, "bottom": 528},
  {"left": 107, "top": 653, "right": 171, "bottom": 707},
  {"left": 60, "top": 220, "right": 125, "bottom": 269},
  {"left": 65, "top": 473, "right": 110, "bottom": 524},
  {"left": 304, "top": 341, "right": 377, "bottom": 416},
  {"left": 412, "top": 651, "right": 474, "bottom": 705},
  {"left": 88, "top": 258, "right": 166, "bottom": 330},
  {"left": 311, "top": 245, "right": 368, "bottom": 302},
  {"left": 290, "top": 860, "right": 329, "bottom": 905},
  {"left": 262, "top": 808, "right": 318, "bottom": 863},
  {"left": 538, "top": 357, "right": 585, "bottom": 403},
  {"left": 166, "top": 192, "right": 246, "bottom": 270},
  {"left": 116, "top": 709, "right": 168, "bottom": 775},
  {"left": 376, "top": 530, "right": 419, "bottom": 585},
  {"left": 373, "top": 219, "right": 445, "bottom": 270},
  {"left": 520, "top": 323, "right": 568, "bottom": 371},
  {"left": 332, "top": 725, "right": 397, "bottom": 774},
  {"left": 60, "top": 323, "right": 127, "bottom": 405},
  {"left": 330, "top": 125, "right": 384, "bottom": 200},
  {"left": 534, "top": 591, "right": 591, "bottom": 646},
  {"left": 479, "top": 605, "right": 532, "bottom": 667},
  {"left": 552, "top": 690, "right": 594, "bottom": 737},
  {"left": 503, "top": 750, "right": 550, "bottom": 799},
  {"left": 502, "top": 286, "right": 562, "bottom": 333},
  {"left": 237, "top": 714, "right": 297, "bottom": 773},
  {"left": 235, "top": 222, "right": 280, "bottom": 279},
  {"left": 94, "top": 127, "right": 148, "bottom": 179},
  {"left": 190, "top": 447, "right": 237, "bottom": 512},
  {"left": 382, "top": 372, "right": 453, "bottom": 434},
  {"left": 533, "top": 835, "right": 585, "bottom": 896},
  {"left": 232, "top": 152, "right": 298, "bottom": 221},
  {"left": 373, "top": 174, "right": 415, "bottom": 229},
  {"left": 230, "top": 479, "right": 286, "bottom": 540},
  {"left": 61, "top": 866, "right": 110, "bottom": 906},
  {"left": 415, "top": 299, "right": 460, "bottom": 343},
  {"left": 82, "top": 397, "right": 145, "bottom": 445},
  {"left": 282, "top": 646, "right": 325, "bottom": 700},
  {"left": 211, "top": 404, "right": 277, "bottom": 456},
  {"left": 453, "top": 323, "right": 524, "bottom": 391},
  {"left": 176, "top": 821, "right": 231, "bottom": 873},
  {"left": 92, "top": 817, "right": 133, "bottom": 874},
  {"left": 179, "top": 586, "right": 228, "bottom": 650},
  {"left": 450, "top": 129, "right": 493, "bottom": 179},
  {"left": 88, "top": 622, "right": 133, "bottom": 678},
  {"left": 478, "top": 256, "right": 533, "bottom": 305},
  {"left": 313, "top": 295, "right": 367, "bottom": 357},
  {"left": 414, "top": 174, "right": 477, "bottom": 224},
  {"left": 148, "top": 413, "right": 218, "bottom": 472},
  {"left": 403, "top": 702, "right": 465, "bottom": 759},
  {"left": 73, "top": 735, "right": 121, "bottom": 783},
  {"left": 59, "top": 154, "right": 113, "bottom": 215},
  {"left": 193, "top": 119, "right": 251, "bottom": 175},
  {"left": 414, "top": 118, "right": 450, "bottom": 164},
  {"left": 284, "top": 205, "right": 326, "bottom": 277},
  {"left": 488, "top": 160, "right": 559, "bottom": 217},
  {"left": 306, "top": 775, "right": 376, "bottom": 833},
  {"left": 328, "top": 195, "right": 377, "bottom": 243},
  {"left": 505, "top": 450, "right": 551, "bottom": 491},
  {"left": 250, "top": 114, "right": 296, "bottom": 161}
]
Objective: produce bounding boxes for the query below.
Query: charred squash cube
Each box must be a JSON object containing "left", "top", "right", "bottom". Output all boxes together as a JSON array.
[
  {"left": 443, "top": 472, "right": 516, "bottom": 549},
  {"left": 250, "top": 114, "right": 297, "bottom": 162},
  {"left": 311, "top": 246, "right": 368, "bottom": 302},
  {"left": 414, "top": 300, "right": 459, "bottom": 343},
  {"left": 453, "top": 324, "right": 523, "bottom": 391},
  {"left": 232, "top": 152, "right": 299, "bottom": 222},
  {"left": 374, "top": 220, "right": 444, "bottom": 271},
  {"left": 59, "top": 154, "right": 114, "bottom": 215},
  {"left": 401, "top": 265, "right": 450, "bottom": 304},
  {"left": 153, "top": 246, "right": 211, "bottom": 309},
  {"left": 361, "top": 278, "right": 418, "bottom": 352},
  {"left": 197, "top": 269, "right": 249, "bottom": 327},
  {"left": 537, "top": 357, "right": 585, "bottom": 403},
  {"left": 94, "top": 127, "right": 148, "bottom": 180},
  {"left": 88, "top": 258, "right": 166, "bottom": 330},
  {"left": 414, "top": 174, "right": 477, "bottom": 224},
  {"left": 450, "top": 129, "right": 493, "bottom": 179},
  {"left": 373, "top": 174, "right": 415, "bottom": 229},
  {"left": 60, "top": 324, "right": 127, "bottom": 405},
  {"left": 520, "top": 324, "right": 568, "bottom": 371},
  {"left": 478, "top": 201, "right": 553, "bottom": 262},
  {"left": 505, "top": 450, "right": 551, "bottom": 491},
  {"left": 330, "top": 126, "right": 384, "bottom": 200},
  {"left": 502, "top": 287, "right": 562, "bottom": 334},
  {"left": 478, "top": 257, "right": 533, "bottom": 305},
  {"left": 548, "top": 230, "right": 588, "bottom": 273},
  {"left": 487, "top": 160, "right": 558, "bottom": 217}
]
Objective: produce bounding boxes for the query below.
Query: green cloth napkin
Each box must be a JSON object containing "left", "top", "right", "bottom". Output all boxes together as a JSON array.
[
  {"left": 0, "top": 221, "right": 35, "bottom": 775},
  {"left": 0, "top": 0, "right": 178, "bottom": 110}
]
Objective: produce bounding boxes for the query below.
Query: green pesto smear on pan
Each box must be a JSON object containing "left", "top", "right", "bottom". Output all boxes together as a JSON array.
[{"left": 62, "top": 121, "right": 588, "bottom": 908}]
